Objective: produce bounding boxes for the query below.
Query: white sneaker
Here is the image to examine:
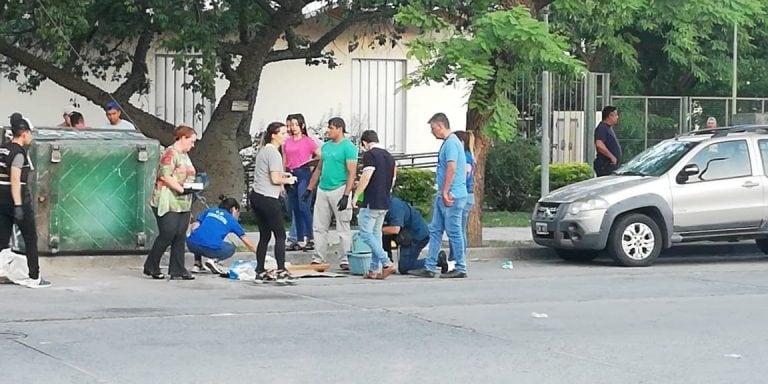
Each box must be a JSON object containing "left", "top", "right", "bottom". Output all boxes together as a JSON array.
[
  {"left": 203, "top": 258, "right": 225, "bottom": 275},
  {"left": 18, "top": 277, "right": 52, "bottom": 289}
]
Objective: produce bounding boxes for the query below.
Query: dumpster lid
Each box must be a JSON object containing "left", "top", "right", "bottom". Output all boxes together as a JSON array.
[{"left": 2, "top": 127, "right": 152, "bottom": 141}]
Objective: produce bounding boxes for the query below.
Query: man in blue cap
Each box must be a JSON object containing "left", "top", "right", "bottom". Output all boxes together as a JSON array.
[{"left": 104, "top": 101, "right": 136, "bottom": 130}]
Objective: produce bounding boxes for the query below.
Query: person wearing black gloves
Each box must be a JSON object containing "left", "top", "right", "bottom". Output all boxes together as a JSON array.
[
  {"left": 0, "top": 113, "right": 50, "bottom": 288},
  {"left": 304, "top": 117, "right": 357, "bottom": 270},
  {"left": 144, "top": 125, "right": 198, "bottom": 280}
]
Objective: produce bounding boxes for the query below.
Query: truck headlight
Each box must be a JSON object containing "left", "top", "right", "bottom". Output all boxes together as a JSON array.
[{"left": 567, "top": 198, "right": 609, "bottom": 215}]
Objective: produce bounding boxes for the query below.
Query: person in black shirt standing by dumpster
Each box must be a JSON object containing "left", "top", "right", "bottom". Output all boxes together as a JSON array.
[
  {"left": 0, "top": 113, "right": 51, "bottom": 288},
  {"left": 593, "top": 106, "right": 621, "bottom": 177}
]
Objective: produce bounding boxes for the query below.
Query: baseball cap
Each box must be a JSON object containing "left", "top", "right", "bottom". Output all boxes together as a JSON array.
[{"left": 104, "top": 101, "right": 120, "bottom": 111}]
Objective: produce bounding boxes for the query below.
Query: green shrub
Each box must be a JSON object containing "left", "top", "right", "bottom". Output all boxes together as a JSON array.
[
  {"left": 485, "top": 139, "right": 540, "bottom": 211},
  {"left": 393, "top": 168, "right": 435, "bottom": 217},
  {"left": 532, "top": 163, "right": 593, "bottom": 193}
]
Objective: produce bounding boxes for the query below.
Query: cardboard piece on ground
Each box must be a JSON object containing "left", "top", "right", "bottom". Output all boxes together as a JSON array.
[{"left": 287, "top": 264, "right": 345, "bottom": 278}]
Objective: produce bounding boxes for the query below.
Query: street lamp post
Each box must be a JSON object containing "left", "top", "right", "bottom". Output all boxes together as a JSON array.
[{"left": 541, "top": 6, "right": 551, "bottom": 196}]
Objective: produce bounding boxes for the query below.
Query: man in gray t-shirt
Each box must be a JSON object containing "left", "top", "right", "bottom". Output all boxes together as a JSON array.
[{"left": 251, "top": 144, "right": 284, "bottom": 198}]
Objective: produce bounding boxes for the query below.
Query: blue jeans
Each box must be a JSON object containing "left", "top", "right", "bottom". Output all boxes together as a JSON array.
[
  {"left": 287, "top": 167, "right": 313, "bottom": 242},
  {"left": 357, "top": 208, "right": 390, "bottom": 272},
  {"left": 449, "top": 193, "right": 474, "bottom": 260},
  {"left": 425, "top": 196, "right": 467, "bottom": 273},
  {"left": 187, "top": 240, "right": 236, "bottom": 261},
  {"left": 397, "top": 236, "right": 429, "bottom": 274}
]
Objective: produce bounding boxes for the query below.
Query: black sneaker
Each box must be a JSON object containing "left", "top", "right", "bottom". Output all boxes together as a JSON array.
[
  {"left": 440, "top": 270, "right": 467, "bottom": 279},
  {"left": 256, "top": 270, "right": 277, "bottom": 284},
  {"left": 409, "top": 268, "right": 437, "bottom": 278},
  {"left": 437, "top": 250, "right": 449, "bottom": 274},
  {"left": 286, "top": 242, "right": 302, "bottom": 252},
  {"left": 275, "top": 270, "right": 298, "bottom": 285},
  {"left": 303, "top": 241, "right": 315, "bottom": 252}
]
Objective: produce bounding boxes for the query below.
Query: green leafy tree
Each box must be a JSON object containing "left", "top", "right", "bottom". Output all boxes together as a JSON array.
[
  {"left": 551, "top": 0, "right": 768, "bottom": 96},
  {"left": 396, "top": 0, "right": 584, "bottom": 245},
  {"left": 0, "top": 0, "right": 404, "bottom": 201}
]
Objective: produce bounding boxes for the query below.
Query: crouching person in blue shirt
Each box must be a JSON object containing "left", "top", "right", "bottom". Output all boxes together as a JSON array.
[
  {"left": 382, "top": 196, "right": 448, "bottom": 274},
  {"left": 188, "top": 196, "right": 258, "bottom": 274}
]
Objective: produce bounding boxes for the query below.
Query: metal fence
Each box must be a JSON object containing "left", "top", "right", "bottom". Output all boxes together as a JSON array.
[{"left": 611, "top": 96, "right": 768, "bottom": 160}]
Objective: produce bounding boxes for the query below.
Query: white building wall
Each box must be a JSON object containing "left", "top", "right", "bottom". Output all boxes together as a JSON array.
[{"left": 0, "top": 28, "right": 470, "bottom": 156}]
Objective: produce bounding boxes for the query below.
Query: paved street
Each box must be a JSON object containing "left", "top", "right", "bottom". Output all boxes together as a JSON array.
[{"left": 3, "top": 248, "right": 768, "bottom": 384}]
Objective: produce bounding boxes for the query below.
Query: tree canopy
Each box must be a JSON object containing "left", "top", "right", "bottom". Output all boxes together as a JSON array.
[{"left": 0, "top": 0, "right": 405, "bottom": 200}]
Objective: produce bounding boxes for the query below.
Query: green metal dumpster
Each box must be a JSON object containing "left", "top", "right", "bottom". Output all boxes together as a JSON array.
[{"left": 3, "top": 128, "right": 161, "bottom": 254}]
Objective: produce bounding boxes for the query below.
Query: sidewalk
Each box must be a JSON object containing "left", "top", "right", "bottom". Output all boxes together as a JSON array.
[{"left": 37, "top": 227, "right": 548, "bottom": 270}]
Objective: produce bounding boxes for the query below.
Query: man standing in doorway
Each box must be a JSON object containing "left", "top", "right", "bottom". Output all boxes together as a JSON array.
[
  {"left": 352, "top": 130, "right": 397, "bottom": 279},
  {"left": 593, "top": 105, "right": 621, "bottom": 177},
  {"left": 411, "top": 113, "right": 468, "bottom": 278},
  {"left": 104, "top": 101, "right": 137, "bottom": 130},
  {"left": 305, "top": 117, "right": 357, "bottom": 270}
]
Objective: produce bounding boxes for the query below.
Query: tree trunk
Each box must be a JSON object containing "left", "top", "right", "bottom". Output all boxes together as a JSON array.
[
  {"left": 190, "top": 60, "right": 265, "bottom": 207},
  {"left": 466, "top": 91, "right": 492, "bottom": 247}
]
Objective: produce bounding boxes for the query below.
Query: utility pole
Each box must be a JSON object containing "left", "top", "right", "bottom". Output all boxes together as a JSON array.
[
  {"left": 732, "top": 23, "right": 738, "bottom": 117},
  {"left": 540, "top": 5, "right": 551, "bottom": 196}
]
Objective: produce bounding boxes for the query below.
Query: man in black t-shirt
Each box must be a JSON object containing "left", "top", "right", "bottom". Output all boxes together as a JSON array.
[
  {"left": 352, "top": 130, "right": 396, "bottom": 279},
  {"left": 594, "top": 105, "right": 621, "bottom": 177}
]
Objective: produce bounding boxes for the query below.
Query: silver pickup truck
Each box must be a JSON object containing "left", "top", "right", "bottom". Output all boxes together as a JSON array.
[{"left": 532, "top": 125, "right": 768, "bottom": 266}]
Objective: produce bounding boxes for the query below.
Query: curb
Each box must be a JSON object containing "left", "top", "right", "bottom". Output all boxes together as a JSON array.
[{"left": 37, "top": 242, "right": 553, "bottom": 270}]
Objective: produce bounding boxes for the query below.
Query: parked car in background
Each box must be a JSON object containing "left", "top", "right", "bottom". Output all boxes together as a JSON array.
[{"left": 532, "top": 125, "right": 768, "bottom": 266}]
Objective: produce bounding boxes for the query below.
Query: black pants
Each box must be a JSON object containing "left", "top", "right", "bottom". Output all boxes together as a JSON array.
[
  {"left": 0, "top": 202, "right": 39, "bottom": 280},
  {"left": 249, "top": 191, "right": 286, "bottom": 272},
  {"left": 593, "top": 157, "right": 618, "bottom": 177},
  {"left": 144, "top": 209, "right": 191, "bottom": 276}
]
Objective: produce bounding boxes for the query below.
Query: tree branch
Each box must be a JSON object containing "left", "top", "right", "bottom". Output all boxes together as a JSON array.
[
  {"left": 254, "top": 0, "right": 276, "bottom": 15},
  {"left": 217, "top": 49, "right": 240, "bottom": 83},
  {"left": 266, "top": 9, "right": 396, "bottom": 63},
  {"left": 113, "top": 30, "right": 154, "bottom": 101},
  {"left": 0, "top": 39, "right": 174, "bottom": 142}
]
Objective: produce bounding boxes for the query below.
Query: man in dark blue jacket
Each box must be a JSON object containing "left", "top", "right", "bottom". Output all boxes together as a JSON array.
[{"left": 382, "top": 196, "right": 447, "bottom": 274}]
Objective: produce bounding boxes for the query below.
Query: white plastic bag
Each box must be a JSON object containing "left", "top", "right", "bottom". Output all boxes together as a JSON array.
[
  {"left": 0, "top": 248, "right": 30, "bottom": 284},
  {"left": 228, "top": 259, "right": 259, "bottom": 281}
]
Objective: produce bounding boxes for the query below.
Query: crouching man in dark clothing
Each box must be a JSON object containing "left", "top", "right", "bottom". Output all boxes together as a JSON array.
[{"left": 382, "top": 196, "right": 447, "bottom": 274}]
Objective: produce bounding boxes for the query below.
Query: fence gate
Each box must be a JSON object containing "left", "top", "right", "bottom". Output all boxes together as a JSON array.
[{"left": 511, "top": 72, "right": 610, "bottom": 164}]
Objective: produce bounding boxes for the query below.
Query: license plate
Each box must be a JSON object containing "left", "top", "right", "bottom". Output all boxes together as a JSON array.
[{"left": 535, "top": 222, "right": 549, "bottom": 235}]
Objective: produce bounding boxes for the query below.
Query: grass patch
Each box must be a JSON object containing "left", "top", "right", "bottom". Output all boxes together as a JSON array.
[{"left": 482, "top": 210, "right": 530, "bottom": 228}]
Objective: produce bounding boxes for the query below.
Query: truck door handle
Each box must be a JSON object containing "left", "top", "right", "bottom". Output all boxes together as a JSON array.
[{"left": 742, "top": 181, "right": 760, "bottom": 188}]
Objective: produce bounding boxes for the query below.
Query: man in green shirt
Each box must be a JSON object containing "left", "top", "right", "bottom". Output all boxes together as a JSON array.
[{"left": 304, "top": 117, "right": 358, "bottom": 269}]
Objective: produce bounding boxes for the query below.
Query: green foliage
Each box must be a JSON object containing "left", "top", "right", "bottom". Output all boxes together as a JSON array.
[
  {"left": 392, "top": 168, "right": 435, "bottom": 217},
  {"left": 484, "top": 139, "right": 540, "bottom": 211},
  {"left": 397, "top": 2, "right": 585, "bottom": 141},
  {"left": 532, "top": 163, "right": 593, "bottom": 194},
  {"left": 551, "top": 0, "right": 768, "bottom": 95}
]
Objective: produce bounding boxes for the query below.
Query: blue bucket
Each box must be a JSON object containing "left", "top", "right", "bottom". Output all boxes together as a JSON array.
[{"left": 347, "top": 252, "right": 372, "bottom": 275}]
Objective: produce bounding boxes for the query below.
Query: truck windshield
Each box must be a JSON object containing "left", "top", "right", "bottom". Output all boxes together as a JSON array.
[{"left": 615, "top": 140, "right": 699, "bottom": 177}]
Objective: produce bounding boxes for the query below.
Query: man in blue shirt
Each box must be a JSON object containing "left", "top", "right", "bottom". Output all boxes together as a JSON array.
[
  {"left": 381, "top": 196, "right": 448, "bottom": 275},
  {"left": 593, "top": 105, "right": 621, "bottom": 176},
  {"left": 411, "top": 113, "right": 468, "bottom": 278}
]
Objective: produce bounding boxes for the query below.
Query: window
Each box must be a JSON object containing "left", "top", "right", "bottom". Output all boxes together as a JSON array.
[
  {"left": 351, "top": 59, "right": 406, "bottom": 153},
  {"left": 687, "top": 140, "right": 751, "bottom": 182},
  {"left": 153, "top": 54, "right": 213, "bottom": 135}
]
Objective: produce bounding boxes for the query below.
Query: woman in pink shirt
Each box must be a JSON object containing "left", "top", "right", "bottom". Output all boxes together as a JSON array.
[{"left": 284, "top": 113, "right": 320, "bottom": 250}]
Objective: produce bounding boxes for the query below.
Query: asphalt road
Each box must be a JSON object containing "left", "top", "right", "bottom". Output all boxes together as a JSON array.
[{"left": 2, "top": 247, "right": 768, "bottom": 384}]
